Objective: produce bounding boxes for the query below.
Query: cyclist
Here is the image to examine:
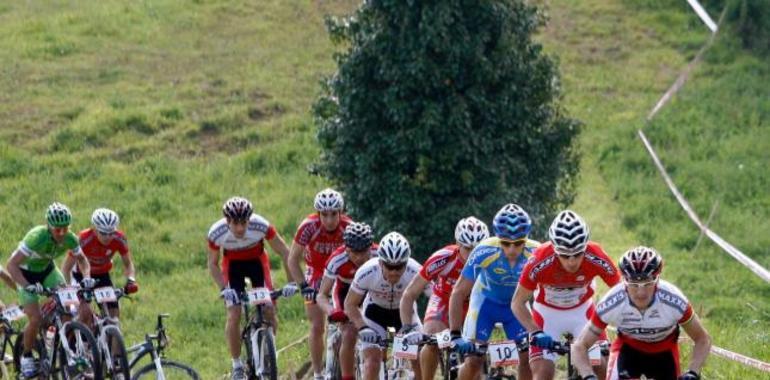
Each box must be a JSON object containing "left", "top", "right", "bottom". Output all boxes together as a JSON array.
[
  {"left": 571, "top": 246, "right": 711, "bottom": 380},
  {"left": 61, "top": 208, "right": 138, "bottom": 325},
  {"left": 207, "top": 196, "right": 293, "bottom": 380},
  {"left": 286, "top": 188, "right": 351, "bottom": 380},
  {"left": 5, "top": 202, "right": 95, "bottom": 378},
  {"left": 449, "top": 204, "right": 537, "bottom": 380},
  {"left": 316, "top": 222, "right": 378, "bottom": 380},
  {"left": 344, "top": 232, "right": 427, "bottom": 380},
  {"left": 511, "top": 210, "right": 620, "bottom": 380},
  {"left": 399, "top": 217, "right": 489, "bottom": 380}
]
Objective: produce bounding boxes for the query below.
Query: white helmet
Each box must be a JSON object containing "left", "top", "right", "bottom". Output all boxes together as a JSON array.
[
  {"left": 314, "top": 188, "right": 344, "bottom": 212},
  {"left": 454, "top": 217, "right": 489, "bottom": 248},
  {"left": 548, "top": 210, "right": 589, "bottom": 255},
  {"left": 91, "top": 208, "right": 120, "bottom": 234},
  {"left": 377, "top": 232, "right": 411, "bottom": 265}
]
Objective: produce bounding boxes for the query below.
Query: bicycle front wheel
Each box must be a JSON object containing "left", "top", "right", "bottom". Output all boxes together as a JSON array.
[
  {"left": 257, "top": 329, "right": 277, "bottom": 380},
  {"left": 55, "top": 320, "right": 103, "bottom": 380},
  {"left": 131, "top": 359, "right": 201, "bottom": 380},
  {"left": 102, "top": 325, "right": 130, "bottom": 380}
]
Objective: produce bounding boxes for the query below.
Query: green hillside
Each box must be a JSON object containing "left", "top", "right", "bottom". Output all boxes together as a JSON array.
[{"left": 0, "top": 0, "right": 767, "bottom": 379}]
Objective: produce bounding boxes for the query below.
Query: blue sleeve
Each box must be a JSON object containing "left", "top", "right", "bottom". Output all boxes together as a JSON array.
[{"left": 461, "top": 247, "right": 487, "bottom": 281}]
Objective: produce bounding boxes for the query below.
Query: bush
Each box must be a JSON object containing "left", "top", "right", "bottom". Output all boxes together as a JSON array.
[{"left": 313, "top": 0, "right": 580, "bottom": 256}]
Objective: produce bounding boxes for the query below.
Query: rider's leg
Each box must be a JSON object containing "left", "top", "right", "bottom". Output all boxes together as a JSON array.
[
  {"left": 420, "top": 319, "right": 446, "bottom": 380},
  {"left": 340, "top": 323, "right": 358, "bottom": 378},
  {"left": 517, "top": 350, "right": 532, "bottom": 380},
  {"left": 305, "top": 302, "right": 326, "bottom": 378},
  {"left": 226, "top": 306, "right": 243, "bottom": 360},
  {"left": 529, "top": 358, "right": 555, "bottom": 380},
  {"left": 22, "top": 303, "right": 42, "bottom": 353},
  {"left": 362, "top": 347, "right": 382, "bottom": 380},
  {"left": 458, "top": 354, "right": 483, "bottom": 380}
]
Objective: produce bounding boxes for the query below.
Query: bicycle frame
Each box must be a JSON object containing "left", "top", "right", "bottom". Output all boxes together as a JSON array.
[
  {"left": 127, "top": 314, "right": 170, "bottom": 377},
  {"left": 240, "top": 289, "right": 281, "bottom": 377},
  {"left": 85, "top": 286, "right": 127, "bottom": 374},
  {"left": 38, "top": 288, "right": 96, "bottom": 375}
]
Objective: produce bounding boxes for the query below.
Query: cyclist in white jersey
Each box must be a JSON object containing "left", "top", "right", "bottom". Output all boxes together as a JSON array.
[
  {"left": 571, "top": 246, "right": 711, "bottom": 380},
  {"left": 344, "top": 232, "right": 429, "bottom": 380}
]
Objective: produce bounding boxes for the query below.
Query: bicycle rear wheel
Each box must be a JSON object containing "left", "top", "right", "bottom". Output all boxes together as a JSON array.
[
  {"left": 131, "top": 359, "right": 201, "bottom": 380},
  {"left": 243, "top": 327, "right": 258, "bottom": 380},
  {"left": 102, "top": 325, "right": 130, "bottom": 380},
  {"left": 257, "top": 329, "right": 277, "bottom": 380},
  {"left": 55, "top": 321, "right": 103, "bottom": 380}
]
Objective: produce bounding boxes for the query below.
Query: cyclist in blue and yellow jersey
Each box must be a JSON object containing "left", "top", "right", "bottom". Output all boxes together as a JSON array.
[{"left": 448, "top": 204, "right": 539, "bottom": 380}]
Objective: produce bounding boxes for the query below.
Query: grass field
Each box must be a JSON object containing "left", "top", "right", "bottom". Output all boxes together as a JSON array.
[{"left": 0, "top": 0, "right": 767, "bottom": 379}]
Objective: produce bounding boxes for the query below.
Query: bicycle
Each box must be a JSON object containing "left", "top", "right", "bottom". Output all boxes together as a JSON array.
[
  {"left": 29, "top": 286, "right": 103, "bottom": 380},
  {"left": 415, "top": 330, "right": 459, "bottom": 380},
  {"left": 546, "top": 334, "right": 608, "bottom": 380},
  {"left": 0, "top": 304, "right": 27, "bottom": 378},
  {"left": 126, "top": 313, "right": 200, "bottom": 380},
  {"left": 237, "top": 287, "right": 283, "bottom": 380},
  {"left": 356, "top": 327, "right": 416, "bottom": 380},
  {"left": 81, "top": 285, "right": 131, "bottom": 380},
  {"left": 324, "top": 318, "right": 345, "bottom": 380}
]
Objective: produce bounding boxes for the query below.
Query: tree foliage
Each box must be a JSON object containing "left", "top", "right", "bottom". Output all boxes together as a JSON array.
[{"left": 313, "top": 0, "right": 580, "bottom": 257}]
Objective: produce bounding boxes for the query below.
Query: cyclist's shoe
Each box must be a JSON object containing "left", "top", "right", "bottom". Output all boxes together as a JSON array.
[
  {"left": 231, "top": 366, "right": 246, "bottom": 380},
  {"left": 20, "top": 355, "right": 39, "bottom": 378}
]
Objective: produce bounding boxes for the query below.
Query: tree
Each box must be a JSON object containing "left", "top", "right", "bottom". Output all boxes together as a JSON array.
[{"left": 313, "top": 0, "right": 580, "bottom": 258}]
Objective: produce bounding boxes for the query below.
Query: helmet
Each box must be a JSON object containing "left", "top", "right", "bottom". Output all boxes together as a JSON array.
[
  {"left": 455, "top": 217, "right": 490, "bottom": 248},
  {"left": 46, "top": 202, "right": 72, "bottom": 227},
  {"left": 377, "top": 232, "right": 411, "bottom": 265},
  {"left": 619, "top": 246, "right": 663, "bottom": 281},
  {"left": 91, "top": 208, "right": 120, "bottom": 234},
  {"left": 548, "top": 210, "right": 590, "bottom": 255},
  {"left": 492, "top": 204, "right": 532, "bottom": 241},
  {"left": 344, "top": 222, "right": 373, "bottom": 252},
  {"left": 222, "top": 197, "right": 253, "bottom": 221},
  {"left": 314, "top": 188, "right": 344, "bottom": 212}
]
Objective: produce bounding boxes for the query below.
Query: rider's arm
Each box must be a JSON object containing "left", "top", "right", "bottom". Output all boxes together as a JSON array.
[
  {"left": 511, "top": 285, "right": 539, "bottom": 332},
  {"left": 448, "top": 277, "right": 473, "bottom": 332},
  {"left": 400, "top": 275, "right": 429, "bottom": 327},
  {"left": 681, "top": 313, "right": 711, "bottom": 375},
  {"left": 207, "top": 247, "right": 226, "bottom": 290},
  {"left": 316, "top": 277, "right": 335, "bottom": 315},
  {"left": 571, "top": 323, "right": 602, "bottom": 377},
  {"left": 344, "top": 289, "right": 366, "bottom": 329},
  {"left": 287, "top": 240, "right": 306, "bottom": 285},
  {"left": 6, "top": 250, "right": 29, "bottom": 287},
  {"left": 73, "top": 251, "right": 92, "bottom": 281},
  {"left": 119, "top": 252, "right": 136, "bottom": 280},
  {"left": 61, "top": 253, "right": 76, "bottom": 283},
  {"left": 0, "top": 267, "right": 15, "bottom": 290},
  {"left": 266, "top": 233, "right": 293, "bottom": 285}
]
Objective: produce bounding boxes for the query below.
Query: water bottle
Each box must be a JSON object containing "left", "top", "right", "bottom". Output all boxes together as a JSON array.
[{"left": 44, "top": 326, "right": 56, "bottom": 354}]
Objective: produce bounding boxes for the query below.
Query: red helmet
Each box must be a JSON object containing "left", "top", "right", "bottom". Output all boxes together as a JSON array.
[{"left": 619, "top": 246, "right": 663, "bottom": 281}]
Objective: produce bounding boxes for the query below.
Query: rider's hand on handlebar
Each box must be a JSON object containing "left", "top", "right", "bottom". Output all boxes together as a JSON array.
[
  {"left": 528, "top": 330, "right": 553, "bottom": 348},
  {"left": 678, "top": 370, "right": 700, "bottom": 380},
  {"left": 125, "top": 277, "right": 139, "bottom": 294},
  {"left": 398, "top": 323, "right": 422, "bottom": 345},
  {"left": 282, "top": 282, "right": 299, "bottom": 298},
  {"left": 328, "top": 309, "right": 348, "bottom": 323},
  {"left": 358, "top": 326, "right": 379, "bottom": 344},
  {"left": 220, "top": 287, "right": 239, "bottom": 305},
  {"left": 300, "top": 282, "right": 316, "bottom": 302},
  {"left": 450, "top": 330, "right": 474, "bottom": 354},
  {"left": 81, "top": 277, "right": 96, "bottom": 289},
  {"left": 25, "top": 283, "right": 44, "bottom": 294}
]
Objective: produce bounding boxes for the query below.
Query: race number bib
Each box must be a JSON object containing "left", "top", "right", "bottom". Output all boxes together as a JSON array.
[
  {"left": 542, "top": 286, "right": 587, "bottom": 308},
  {"left": 57, "top": 287, "right": 80, "bottom": 308},
  {"left": 393, "top": 336, "right": 418, "bottom": 360},
  {"left": 488, "top": 341, "right": 520, "bottom": 367},
  {"left": 94, "top": 287, "right": 117, "bottom": 303},
  {"left": 2, "top": 305, "right": 24, "bottom": 321},
  {"left": 435, "top": 329, "right": 452, "bottom": 349},
  {"left": 247, "top": 287, "right": 272, "bottom": 305}
]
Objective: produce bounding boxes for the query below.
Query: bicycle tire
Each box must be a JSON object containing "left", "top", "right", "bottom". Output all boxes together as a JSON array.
[
  {"left": 325, "top": 329, "right": 342, "bottom": 380},
  {"left": 257, "top": 329, "right": 277, "bottom": 380},
  {"left": 243, "top": 327, "right": 258, "bottom": 380},
  {"left": 102, "top": 325, "right": 130, "bottom": 380},
  {"left": 55, "top": 321, "right": 103, "bottom": 380},
  {"left": 131, "top": 359, "right": 201, "bottom": 380}
]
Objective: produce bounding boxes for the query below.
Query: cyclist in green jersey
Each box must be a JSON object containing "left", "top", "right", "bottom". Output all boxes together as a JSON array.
[{"left": 5, "top": 202, "right": 94, "bottom": 378}]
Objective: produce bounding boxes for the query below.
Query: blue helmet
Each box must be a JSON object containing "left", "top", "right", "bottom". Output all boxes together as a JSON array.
[{"left": 492, "top": 204, "right": 532, "bottom": 241}]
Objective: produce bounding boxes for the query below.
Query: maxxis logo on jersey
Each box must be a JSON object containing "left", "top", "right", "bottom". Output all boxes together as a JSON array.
[
  {"left": 657, "top": 289, "right": 688, "bottom": 314},
  {"left": 425, "top": 256, "right": 449, "bottom": 277},
  {"left": 596, "top": 290, "right": 627, "bottom": 317},
  {"left": 528, "top": 256, "right": 555, "bottom": 281},
  {"left": 584, "top": 253, "right": 616, "bottom": 275}
]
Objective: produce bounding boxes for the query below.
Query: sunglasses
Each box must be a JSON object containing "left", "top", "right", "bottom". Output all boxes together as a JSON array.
[
  {"left": 556, "top": 251, "right": 584, "bottom": 259},
  {"left": 500, "top": 239, "right": 526, "bottom": 248},
  {"left": 624, "top": 278, "right": 658, "bottom": 288},
  {"left": 382, "top": 262, "right": 407, "bottom": 271},
  {"left": 97, "top": 230, "right": 116, "bottom": 237}
]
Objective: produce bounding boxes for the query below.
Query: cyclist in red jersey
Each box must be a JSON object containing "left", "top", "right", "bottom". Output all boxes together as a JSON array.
[
  {"left": 286, "top": 188, "right": 351, "bottom": 380},
  {"left": 316, "top": 222, "right": 378, "bottom": 380},
  {"left": 207, "top": 197, "right": 292, "bottom": 380},
  {"left": 399, "top": 217, "right": 489, "bottom": 380},
  {"left": 62, "top": 208, "right": 137, "bottom": 325},
  {"left": 511, "top": 210, "right": 620, "bottom": 380},
  {"left": 571, "top": 246, "right": 711, "bottom": 380}
]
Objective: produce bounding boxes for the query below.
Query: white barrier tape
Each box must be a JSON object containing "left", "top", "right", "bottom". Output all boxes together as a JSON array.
[
  {"left": 276, "top": 333, "right": 310, "bottom": 355},
  {"left": 637, "top": 130, "right": 770, "bottom": 283},
  {"left": 686, "top": 0, "right": 718, "bottom": 33}
]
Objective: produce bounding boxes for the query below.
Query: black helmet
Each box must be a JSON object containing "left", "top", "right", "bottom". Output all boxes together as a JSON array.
[
  {"left": 619, "top": 246, "right": 663, "bottom": 281},
  {"left": 343, "top": 222, "right": 373, "bottom": 252},
  {"left": 222, "top": 197, "right": 253, "bottom": 222}
]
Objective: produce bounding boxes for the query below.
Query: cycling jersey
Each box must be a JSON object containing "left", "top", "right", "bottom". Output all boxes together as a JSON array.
[
  {"left": 519, "top": 241, "right": 620, "bottom": 310},
  {"left": 350, "top": 257, "right": 426, "bottom": 309},
  {"left": 419, "top": 244, "right": 465, "bottom": 299},
  {"left": 323, "top": 244, "right": 378, "bottom": 309},
  {"left": 71, "top": 228, "right": 129, "bottom": 276},
  {"left": 207, "top": 215, "right": 276, "bottom": 289},
  {"left": 17, "top": 225, "right": 83, "bottom": 272},
  {"left": 461, "top": 237, "right": 538, "bottom": 305},
  {"left": 293, "top": 213, "right": 351, "bottom": 281}
]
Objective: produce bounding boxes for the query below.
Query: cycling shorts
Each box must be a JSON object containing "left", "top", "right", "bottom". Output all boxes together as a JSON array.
[
  {"left": 226, "top": 259, "right": 270, "bottom": 294},
  {"left": 18, "top": 264, "right": 65, "bottom": 305},
  {"left": 360, "top": 298, "right": 421, "bottom": 350},
  {"left": 305, "top": 265, "right": 324, "bottom": 290},
  {"left": 73, "top": 272, "right": 119, "bottom": 309},
  {"left": 424, "top": 293, "right": 467, "bottom": 327},
  {"left": 607, "top": 338, "right": 680, "bottom": 380},
  {"left": 463, "top": 293, "right": 527, "bottom": 345},
  {"left": 530, "top": 300, "right": 607, "bottom": 362}
]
